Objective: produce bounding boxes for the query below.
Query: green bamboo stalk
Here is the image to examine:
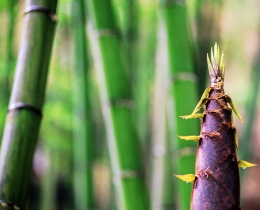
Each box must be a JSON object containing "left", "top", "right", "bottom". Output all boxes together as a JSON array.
[
  {"left": 162, "top": 1, "right": 199, "bottom": 209},
  {"left": 0, "top": 0, "right": 18, "bottom": 139},
  {"left": 3, "top": 0, "right": 17, "bottom": 100},
  {"left": 114, "top": 0, "right": 138, "bottom": 76},
  {"left": 124, "top": 0, "right": 136, "bottom": 76},
  {"left": 70, "top": 0, "right": 95, "bottom": 209},
  {"left": 150, "top": 16, "right": 174, "bottom": 210},
  {"left": 87, "top": 0, "right": 149, "bottom": 209},
  {"left": 239, "top": 46, "right": 260, "bottom": 175},
  {"left": 133, "top": 2, "right": 157, "bottom": 145},
  {"left": 0, "top": 1, "right": 58, "bottom": 209}
]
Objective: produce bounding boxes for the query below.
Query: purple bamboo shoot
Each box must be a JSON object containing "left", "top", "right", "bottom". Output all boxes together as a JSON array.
[{"left": 175, "top": 43, "right": 256, "bottom": 210}]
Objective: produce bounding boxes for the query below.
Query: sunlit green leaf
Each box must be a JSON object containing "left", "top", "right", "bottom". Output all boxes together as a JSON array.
[
  {"left": 238, "top": 160, "right": 257, "bottom": 169},
  {"left": 191, "top": 87, "right": 211, "bottom": 114},
  {"left": 207, "top": 53, "right": 215, "bottom": 79},
  {"left": 180, "top": 113, "right": 204, "bottom": 119},
  {"left": 225, "top": 95, "right": 243, "bottom": 122},
  {"left": 174, "top": 174, "right": 196, "bottom": 183},
  {"left": 220, "top": 52, "right": 225, "bottom": 79},
  {"left": 234, "top": 129, "right": 238, "bottom": 148},
  {"left": 178, "top": 135, "right": 200, "bottom": 142}
]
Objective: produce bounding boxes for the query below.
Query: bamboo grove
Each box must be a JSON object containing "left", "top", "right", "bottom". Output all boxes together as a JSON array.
[{"left": 0, "top": 0, "right": 259, "bottom": 210}]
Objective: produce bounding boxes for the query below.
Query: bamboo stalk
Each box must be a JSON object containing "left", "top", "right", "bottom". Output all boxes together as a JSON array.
[
  {"left": 239, "top": 50, "right": 260, "bottom": 162},
  {"left": 3, "top": 0, "right": 17, "bottom": 100},
  {"left": 150, "top": 15, "right": 174, "bottom": 210},
  {"left": 116, "top": 0, "right": 138, "bottom": 76},
  {"left": 239, "top": 46, "right": 260, "bottom": 184},
  {"left": 0, "top": 1, "right": 58, "bottom": 209},
  {"left": 87, "top": 0, "right": 149, "bottom": 209},
  {"left": 71, "top": 0, "right": 95, "bottom": 209},
  {"left": 162, "top": 1, "right": 199, "bottom": 209},
  {"left": 133, "top": 2, "right": 157, "bottom": 145},
  {"left": 0, "top": 0, "right": 18, "bottom": 139}
]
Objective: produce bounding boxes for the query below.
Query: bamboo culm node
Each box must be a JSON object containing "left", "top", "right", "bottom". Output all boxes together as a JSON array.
[
  {"left": 24, "top": 5, "right": 57, "bottom": 21},
  {"left": 8, "top": 102, "right": 43, "bottom": 117},
  {"left": 174, "top": 43, "right": 257, "bottom": 209}
]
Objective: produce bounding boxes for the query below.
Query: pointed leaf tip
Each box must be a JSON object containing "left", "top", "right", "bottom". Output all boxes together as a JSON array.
[
  {"left": 208, "top": 43, "right": 225, "bottom": 81},
  {"left": 180, "top": 113, "right": 204, "bottom": 119},
  {"left": 207, "top": 53, "right": 215, "bottom": 79},
  {"left": 178, "top": 135, "right": 200, "bottom": 142},
  {"left": 238, "top": 160, "right": 257, "bottom": 169},
  {"left": 235, "top": 129, "right": 238, "bottom": 148},
  {"left": 191, "top": 87, "right": 211, "bottom": 114},
  {"left": 225, "top": 95, "right": 243, "bottom": 121},
  {"left": 220, "top": 52, "right": 225, "bottom": 78},
  {"left": 174, "top": 174, "right": 196, "bottom": 183}
]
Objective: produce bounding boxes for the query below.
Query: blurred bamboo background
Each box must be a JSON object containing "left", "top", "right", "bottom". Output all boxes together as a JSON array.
[{"left": 0, "top": 0, "right": 260, "bottom": 209}]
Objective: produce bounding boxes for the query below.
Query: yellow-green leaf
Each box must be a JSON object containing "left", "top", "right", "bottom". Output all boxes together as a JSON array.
[
  {"left": 180, "top": 113, "right": 204, "bottom": 119},
  {"left": 191, "top": 87, "right": 211, "bottom": 114},
  {"left": 238, "top": 160, "right": 257, "bottom": 169},
  {"left": 208, "top": 43, "right": 225, "bottom": 81},
  {"left": 178, "top": 135, "right": 200, "bottom": 142},
  {"left": 234, "top": 129, "right": 238, "bottom": 149},
  {"left": 174, "top": 174, "right": 196, "bottom": 183},
  {"left": 207, "top": 53, "right": 215, "bottom": 79},
  {"left": 225, "top": 95, "right": 243, "bottom": 122},
  {"left": 220, "top": 52, "right": 225, "bottom": 79}
]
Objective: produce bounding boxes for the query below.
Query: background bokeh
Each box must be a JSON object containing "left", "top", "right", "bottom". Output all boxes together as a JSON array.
[{"left": 0, "top": 0, "right": 260, "bottom": 209}]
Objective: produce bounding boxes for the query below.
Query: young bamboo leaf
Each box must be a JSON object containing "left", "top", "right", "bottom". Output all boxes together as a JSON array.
[
  {"left": 220, "top": 53, "right": 225, "bottom": 79},
  {"left": 235, "top": 129, "right": 238, "bottom": 148},
  {"left": 210, "top": 48, "right": 215, "bottom": 69},
  {"left": 207, "top": 54, "right": 215, "bottom": 80},
  {"left": 225, "top": 95, "right": 243, "bottom": 122},
  {"left": 238, "top": 160, "right": 257, "bottom": 169},
  {"left": 180, "top": 113, "right": 204, "bottom": 119},
  {"left": 191, "top": 87, "right": 211, "bottom": 114},
  {"left": 178, "top": 136, "right": 200, "bottom": 142},
  {"left": 174, "top": 174, "right": 196, "bottom": 183}
]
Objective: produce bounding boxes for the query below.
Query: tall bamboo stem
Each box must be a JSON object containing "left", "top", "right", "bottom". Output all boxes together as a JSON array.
[
  {"left": 162, "top": 0, "right": 199, "bottom": 209},
  {"left": 71, "top": 0, "right": 95, "bottom": 209},
  {"left": 87, "top": 0, "right": 149, "bottom": 209},
  {"left": 240, "top": 49, "right": 260, "bottom": 162},
  {"left": 0, "top": 0, "right": 18, "bottom": 139},
  {"left": 0, "top": 1, "right": 58, "bottom": 209},
  {"left": 150, "top": 15, "right": 174, "bottom": 210},
  {"left": 3, "top": 0, "right": 17, "bottom": 100},
  {"left": 133, "top": 2, "right": 157, "bottom": 145}
]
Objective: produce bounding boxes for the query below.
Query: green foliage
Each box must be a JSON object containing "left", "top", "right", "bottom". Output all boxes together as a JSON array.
[{"left": 0, "top": 1, "right": 7, "bottom": 11}]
